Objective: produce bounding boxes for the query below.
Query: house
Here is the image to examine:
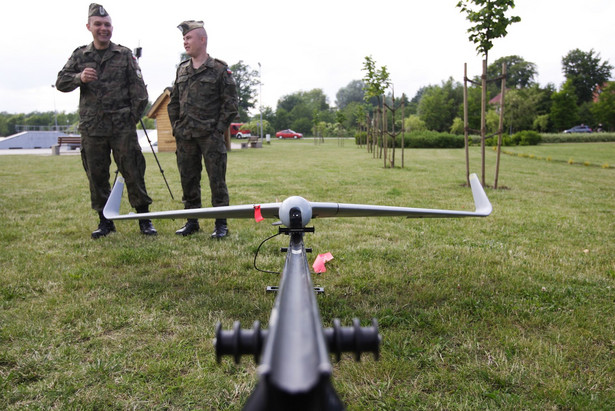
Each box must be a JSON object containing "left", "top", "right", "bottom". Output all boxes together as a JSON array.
[{"left": 147, "top": 88, "right": 175, "bottom": 152}]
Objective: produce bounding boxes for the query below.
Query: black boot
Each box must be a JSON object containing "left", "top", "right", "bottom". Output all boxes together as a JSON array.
[
  {"left": 211, "top": 219, "right": 229, "bottom": 239},
  {"left": 176, "top": 219, "right": 200, "bottom": 236},
  {"left": 136, "top": 206, "right": 157, "bottom": 236},
  {"left": 92, "top": 211, "right": 116, "bottom": 239}
]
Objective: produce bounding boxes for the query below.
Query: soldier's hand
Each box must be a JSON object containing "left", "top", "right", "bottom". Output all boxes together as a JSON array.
[{"left": 81, "top": 68, "right": 98, "bottom": 83}]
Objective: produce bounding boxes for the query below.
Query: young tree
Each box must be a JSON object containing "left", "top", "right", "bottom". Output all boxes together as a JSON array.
[
  {"left": 456, "top": 0, "right": 521, "bottom": 65},
  {"left": 362, "top": 56, "right": 391, "bottom": 162},
  {"left": 457, "top": 0, "right": 520, "bottom": 186},
  {"left": 362, "top": 56, "right": 391, "bottom": 107}
]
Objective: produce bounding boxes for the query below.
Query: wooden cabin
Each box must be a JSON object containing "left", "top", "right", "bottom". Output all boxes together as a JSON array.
[{"left": 147, "top": 88, "right": 175, "bottom": 152}]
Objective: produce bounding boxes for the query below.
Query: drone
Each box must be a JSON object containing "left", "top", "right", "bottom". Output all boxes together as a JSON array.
[{"left": 103, "top": 173, "right": 492, "bottom": 410}]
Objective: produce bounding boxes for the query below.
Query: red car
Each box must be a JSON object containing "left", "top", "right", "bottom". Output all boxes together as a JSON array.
[{"left": 276, "top": 129, "right": 303, "bottom": 139}]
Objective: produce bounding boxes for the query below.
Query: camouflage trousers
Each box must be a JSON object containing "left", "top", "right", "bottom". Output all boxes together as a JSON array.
[
  {"left": 175, "top": 133, "right": 229, "bottom": 209},
  {"left": 81, "top": 131, "right": 152, "bottom": 212}
]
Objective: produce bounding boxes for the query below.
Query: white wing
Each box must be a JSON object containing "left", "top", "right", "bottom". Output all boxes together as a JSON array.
[{"left": 104, "top": 173, "right": 491, "bottom": 226}]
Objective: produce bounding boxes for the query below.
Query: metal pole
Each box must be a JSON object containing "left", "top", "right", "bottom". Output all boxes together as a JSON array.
[
  {"left": 140, "top": 119, "right": 174, "bottom": 200},
  {"left": 258, "top": 62, "right": 263, "bottom": 141}
]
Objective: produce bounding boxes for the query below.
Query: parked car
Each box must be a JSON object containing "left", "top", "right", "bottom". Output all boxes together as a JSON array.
[
  {"left": 564, "top": 125, "right": 593, "bottom": 133},
  {"left": 276, "top": 129, "right": 303, "bottom": 139},
  {"left": 230, "top": 123, "right": 251, "bottom": 139}
]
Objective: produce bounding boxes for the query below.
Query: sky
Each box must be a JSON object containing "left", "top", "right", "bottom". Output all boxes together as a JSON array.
[{"left": 1, "top": 0, "right": 614, "bottom": 115}]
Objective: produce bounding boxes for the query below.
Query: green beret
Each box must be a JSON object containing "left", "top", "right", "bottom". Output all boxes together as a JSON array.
[
  {"left": 177, "top": 20, "right": 204, "bottom": 36},
  {"left": 88, "top": 3, "right": 109, "bottom": 18}
]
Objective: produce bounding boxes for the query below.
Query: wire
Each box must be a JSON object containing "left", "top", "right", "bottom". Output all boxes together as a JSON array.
[{"left": 253, "top": 231, "right": 283, "bottom": 274}]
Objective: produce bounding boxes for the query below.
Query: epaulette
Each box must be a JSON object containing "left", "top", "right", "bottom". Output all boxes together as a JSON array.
[
  {"left": 74, "top": 45, "right": 87, "bottom": 53},
  {"left": 214, "top": 58, "right": 233, "bottom": 74},
  {"left": 214, "top": 58, "right": 228, "bottom": 67}
]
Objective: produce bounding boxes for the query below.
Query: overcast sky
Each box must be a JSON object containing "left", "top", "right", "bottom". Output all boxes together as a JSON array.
[{"left": 1, "top": 0, "right": 614, "bottom": 115}]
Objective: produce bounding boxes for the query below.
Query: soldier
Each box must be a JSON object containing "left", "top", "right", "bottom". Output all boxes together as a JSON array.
[
  {"left": 168, "top": 20, "right": 238, "bottom": 238},
  {"left": 56, "top": 3, "right": 156, "bottom": 239}
]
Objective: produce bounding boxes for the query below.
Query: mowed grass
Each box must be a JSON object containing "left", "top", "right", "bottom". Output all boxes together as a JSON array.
[
  {"left": 498, "top": 142, "right": 615, "bottom": 168},
  {"left": 1, "top": 140, "right": 614, "bottom": 409}
]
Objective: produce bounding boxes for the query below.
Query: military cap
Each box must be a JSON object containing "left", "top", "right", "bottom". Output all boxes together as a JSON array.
[
  {"left": 177, "top": 20, "right": 204, "bottom": 36},
  {"left": 88, "top": 3, "right": 109, "bottom": 18}
]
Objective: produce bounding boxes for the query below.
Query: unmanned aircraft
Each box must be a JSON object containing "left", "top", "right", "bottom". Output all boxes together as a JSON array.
[{"left": 103, "top": 173, "right": 492, "bottom": 410}]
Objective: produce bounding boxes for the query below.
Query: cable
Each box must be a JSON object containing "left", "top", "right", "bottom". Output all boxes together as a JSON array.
[{"left": 253, "top": 231, "right": 283, "bottom": 274}]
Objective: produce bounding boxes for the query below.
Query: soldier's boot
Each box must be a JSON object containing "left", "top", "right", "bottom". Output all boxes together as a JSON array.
[
  {"left": 92, "top": 211, "right": 116, "bottom": 239},
  {"left": 211, "top": 219, "right": 229, "bottom": 239},
  {"left": 176, "top": 219, "right": 200, "bottom": 236},
  {"left": 136, "top": 206, "right": 157, "bottom": 236}
]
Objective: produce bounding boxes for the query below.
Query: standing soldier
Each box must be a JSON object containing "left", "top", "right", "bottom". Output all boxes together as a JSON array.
[
  {"left": 168, "top": 20, "right": 238, "bottom": 238},
  {"left": 56, "top": 3, "right": 156, "bottom": 239}
]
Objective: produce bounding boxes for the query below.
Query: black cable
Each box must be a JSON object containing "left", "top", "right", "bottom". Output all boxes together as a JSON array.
[{"left": 253, "top": 231, "right": 282, "bottom": 274}]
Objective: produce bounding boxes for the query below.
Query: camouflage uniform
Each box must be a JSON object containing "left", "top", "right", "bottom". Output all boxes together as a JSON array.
[
  {"left": 168, "top": 56, "right": 238, "bottom": 209},
  {"left": 56, "top": 42, "right": 152, "bottom": 212}
]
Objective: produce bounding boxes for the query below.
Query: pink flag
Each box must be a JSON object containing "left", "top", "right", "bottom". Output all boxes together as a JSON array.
[
  {"left": 312, "top": 252, "right": 334, "bottom": 273},
  {"left": 254, "top": 205, "right": 264, "bottom": 222}
]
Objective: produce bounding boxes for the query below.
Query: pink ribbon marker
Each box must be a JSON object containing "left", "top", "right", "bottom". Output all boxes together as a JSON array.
[
  {"left": 254, "top": 205, "right": 264, "bottom": 222},
  {"left": 312, "top": 252, "right": 334, "bottom": 273}
]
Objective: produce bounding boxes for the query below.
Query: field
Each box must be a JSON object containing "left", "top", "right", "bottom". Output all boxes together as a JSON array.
[{"left": 1, "top": 141, "right": 614, "bottom": 409}]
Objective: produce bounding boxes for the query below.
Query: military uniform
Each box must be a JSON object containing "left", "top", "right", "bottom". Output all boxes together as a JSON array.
[
  {"left": 56, "top": 42, "right": 151, "bottom": 212},
  {"left": 168, "top": 55, "right": 238, "bottom": 210},
  {"left": 55, "top": 3, "right": 156, "bottom": 238}
]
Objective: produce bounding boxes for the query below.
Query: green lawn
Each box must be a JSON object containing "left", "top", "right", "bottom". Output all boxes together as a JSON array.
[
  {"left": 498, "top": 142, "right": 615, "bottom": 168},
  {"left": 1, "top": 141, "right": 614, "bottom": 409}
]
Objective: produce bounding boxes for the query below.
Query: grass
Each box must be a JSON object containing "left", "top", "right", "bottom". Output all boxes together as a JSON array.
[
  {"left": 498, "top": 142, "right": 615, "bottom": 168},
  {"left": 1, "top": 140, "right": 614, "bottom": 409}
]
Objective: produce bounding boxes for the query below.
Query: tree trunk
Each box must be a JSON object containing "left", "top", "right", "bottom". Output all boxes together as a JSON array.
[
  {"left": 463, "top": 63, "right": 470, "bottom": 186},
  {"left": 494, "top": 62, "right": 507, "bottom": 189}
]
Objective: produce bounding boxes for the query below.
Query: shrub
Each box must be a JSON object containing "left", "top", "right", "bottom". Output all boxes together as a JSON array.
[
  {"left": 516, "top": 130, "right": 542, "bottom": 145},
  {"left": 399, "top": 131, "right": 464, "bottom": 148},
  {"left": 485, "top": 130, "right": 542, "bottom": 146},
  {"left": 355, "top": 131, "right": 367, "bottom": 145}
]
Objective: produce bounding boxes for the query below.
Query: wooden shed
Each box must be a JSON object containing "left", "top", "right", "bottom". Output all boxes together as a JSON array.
[
  {"left": 147, "top": 88, "right": 175, "bottom": 152},
  {"left": 147, "top": 88, "right": 232, "bottom": 152}
]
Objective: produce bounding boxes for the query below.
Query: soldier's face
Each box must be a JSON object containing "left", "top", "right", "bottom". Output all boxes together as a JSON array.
[
  {"left": 87, "top": 16, "right": 113, "bottom": 47},
  {"left": 183, "top": 30, "right": 206, "bottom": 57}
]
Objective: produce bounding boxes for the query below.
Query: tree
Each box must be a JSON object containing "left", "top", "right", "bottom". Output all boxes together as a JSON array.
[
  {"left": 230, "top": 60, "right": 260, "bottom": 122},
  {"left": 362, "top": 56, "right": 390, "bottom": 107},
  {"left": 591, "top": 82, "right": 615, "bottom": 131},
  {"left": 417, "top": 78, "right": 463, "bottom": 132},
  {"left": 362, "top": 56, "right": 391, "bottom": 160},
  {"left": 456, "top": 0, "right": 521, "bottom": 64},
  {"left": 550, "top": 79, "right": 579, "bottom": 131},
  {"left": 562, "top": 49, "right": 613, "bottom": 104},
  {"left": 274, "top": 89, "right": 331, "bottom": 135},
  {"left": 486, "top": 55, "right": 537, "bottom": 96},
  {"left": 502, "top": 87, "right": 543, "bottom": 133},
  {"left": 457, "top": 0, "right": 520, "bottom": 187},
  {"left": 335, "top": 80, "right": 366, "bottom": 110}
]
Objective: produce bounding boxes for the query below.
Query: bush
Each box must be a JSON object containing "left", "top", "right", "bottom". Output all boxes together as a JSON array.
[
  {"left": 541, "top": 132, "right": 615, "bottom": 143},
  {"left": 400, "top": 131, "right": 464, "bottom": 148},
  {"left": 355, "top": 131, "right": 367, "bottom": 145},
  {"left": 485, "top": 130, "right": 542, "bottom": 146}
]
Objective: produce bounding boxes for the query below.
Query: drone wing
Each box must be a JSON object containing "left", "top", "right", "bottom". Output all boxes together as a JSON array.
[
  {"left": 104, "top": 173, "right": 491, "bottom": 224},
  {"left": 311, "top": 173, "right": 492, "bottom": 219}
]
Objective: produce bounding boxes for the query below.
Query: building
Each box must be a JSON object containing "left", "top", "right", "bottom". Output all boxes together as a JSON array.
[{"left": 147, "top": 88, "right": 175, "bottom": 153}]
